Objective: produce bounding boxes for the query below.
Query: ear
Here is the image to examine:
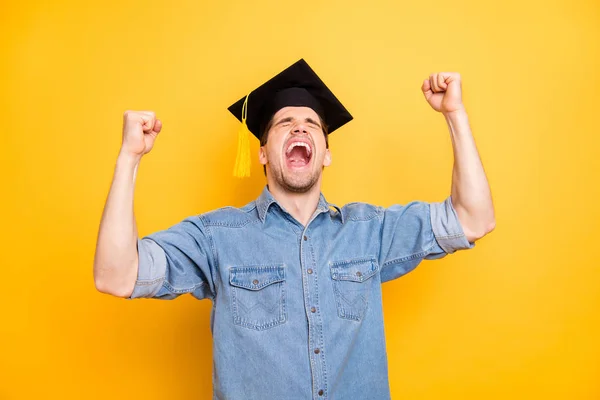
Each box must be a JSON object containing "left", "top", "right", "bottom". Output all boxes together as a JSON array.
[
  {"left": 323, "top": 149, "right": 332, "bottom": 167},
  {"left": 259, "top": 146, "right": 267, "bottom": 165}
]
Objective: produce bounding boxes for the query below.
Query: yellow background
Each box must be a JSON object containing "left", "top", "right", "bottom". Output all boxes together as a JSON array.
[{"left": 1, "top": 0, "right": 599, "bottom": 398}]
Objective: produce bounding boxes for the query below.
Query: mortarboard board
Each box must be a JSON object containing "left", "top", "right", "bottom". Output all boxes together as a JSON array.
[{"left": 228, "top": 59, "right": 353, "bottom": 177}]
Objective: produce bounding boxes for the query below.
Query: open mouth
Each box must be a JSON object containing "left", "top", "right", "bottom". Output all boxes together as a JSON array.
[{"left": 285, "top": 141, "right": 313, "bottom": 168}]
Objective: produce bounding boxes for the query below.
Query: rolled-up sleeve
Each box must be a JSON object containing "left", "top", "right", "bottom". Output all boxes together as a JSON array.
[
  {"left": 127, "top": 216, "right": 216, "bottom": 301},
  {"left": 429, "top": 196, "right": 474, "bottom": 255},
  {"left": 128, "top": 238, "right": 169, "bottom": 298},
  {"left": 379, "top": 197, "right": 474, "bottom": 283}
]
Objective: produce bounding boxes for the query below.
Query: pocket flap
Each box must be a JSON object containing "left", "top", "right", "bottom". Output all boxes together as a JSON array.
[
  {"left": 229, "top": 265, "right": 285, "bottom": 290},
  {"left": 330, "top": 257, "right": 378, "bottom": 283}
]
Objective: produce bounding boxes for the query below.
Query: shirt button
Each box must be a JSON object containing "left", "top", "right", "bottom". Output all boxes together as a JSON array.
[
  {"left": 307, "top": 269, "right": 313, "bottom": 274},
  {"left": 310, "top": 307, "right": 316, "bottom": 313},
  {"left": 252, "top": 279, "right": 259, "bottom": 285},
  {"left": 318, "top": 389, "right": 324, "bottom": 396},
  {"left": 303, "top": 235, "right": 308, "bottom": 241},
  {"left": 356, "top": 271, "right": 362, "bottom": 278},
  {"left": 314, "top": 348, "right": 320, "bottom": 354}
]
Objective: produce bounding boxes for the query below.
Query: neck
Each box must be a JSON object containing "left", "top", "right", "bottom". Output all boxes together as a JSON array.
[{"left": 267, "top": 179, "right": 323, "bottom": 226}]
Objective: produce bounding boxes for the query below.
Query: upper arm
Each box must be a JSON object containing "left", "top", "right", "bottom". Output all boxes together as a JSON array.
[
  {"left": 379, "top": 197, "right": 473, "bottom": 282},
  {"left": 127, "top": 216, "right": 216, "bottom": 300}
]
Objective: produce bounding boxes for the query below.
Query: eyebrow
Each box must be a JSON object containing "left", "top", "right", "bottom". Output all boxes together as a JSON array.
[{"left": 275, "top": 116, "right": 322, "bottom": 128}]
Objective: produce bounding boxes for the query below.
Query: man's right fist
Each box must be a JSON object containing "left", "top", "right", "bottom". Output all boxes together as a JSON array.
[{"left": 121, "top": 110, "right": 163, "bottom": 158}]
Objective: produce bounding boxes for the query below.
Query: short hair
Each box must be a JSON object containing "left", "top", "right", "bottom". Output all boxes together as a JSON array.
[{"left": 260, "top": 114, "right": 330, "bottom": 175}]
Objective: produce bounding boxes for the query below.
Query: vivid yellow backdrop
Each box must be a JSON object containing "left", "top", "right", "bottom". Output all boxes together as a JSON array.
[{"left": 1, "top": 0, "right": 599, "bottom": 398}]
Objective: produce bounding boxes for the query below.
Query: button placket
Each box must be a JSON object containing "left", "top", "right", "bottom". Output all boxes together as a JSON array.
[{"left": 300, "top": 226, "right": 328, "bottom": 399}]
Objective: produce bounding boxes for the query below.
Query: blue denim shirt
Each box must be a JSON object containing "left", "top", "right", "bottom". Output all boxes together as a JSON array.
[{"left": 129, "top": 187, "right": 473, "bottom": 400}]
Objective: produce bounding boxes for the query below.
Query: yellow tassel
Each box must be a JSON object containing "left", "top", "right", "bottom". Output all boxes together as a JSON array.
[{"left": 233, "top": 94, "right": 251, "bottom": 178}]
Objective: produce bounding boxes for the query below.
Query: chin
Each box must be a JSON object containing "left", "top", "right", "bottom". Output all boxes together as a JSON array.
[{"left": 281, "top": 172, "right": 320, "bottom": 193}]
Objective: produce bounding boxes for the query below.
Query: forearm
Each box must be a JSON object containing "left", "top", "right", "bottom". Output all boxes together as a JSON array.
[
  {"left": 445, "top": 109, "right": 495, "bottom": 241},
  {"left": 93, "top": 152, "right": 141, "bottom": 297}
]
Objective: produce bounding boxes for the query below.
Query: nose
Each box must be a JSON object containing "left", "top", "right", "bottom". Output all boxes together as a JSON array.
[{"left": 292, "top": 122, "right": 308, "bottom": 135}]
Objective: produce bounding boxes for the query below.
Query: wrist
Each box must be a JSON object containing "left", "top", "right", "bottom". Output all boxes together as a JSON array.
[
  {"left": 443, "top": 107, "right": 468, "bottom": 124},
  {"left": 117, "top": 150, "right": 142, "bottom": 170},
  {"left": 442, "top": 106, "right": 467, "bottom": 119}
]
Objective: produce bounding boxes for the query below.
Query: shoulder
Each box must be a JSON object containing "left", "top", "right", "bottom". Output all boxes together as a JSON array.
[
  {"left": 381, "top": 201, "right": 432, "bottom": 230},
  {"left": 339, "top": 200, "right": 432, "bottom": 223},
  {"left": 385, "top": 201, "right": 430, "bottom": 216},
  {"left": 199, "top": 201, "right": 258, "bottom": 228},
  {"left": 340, "top": 202, "right": 382, "bottom": 222}
]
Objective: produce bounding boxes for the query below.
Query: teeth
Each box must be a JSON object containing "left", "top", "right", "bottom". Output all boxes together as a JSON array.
[{"left": 286, "top": 142, "right": 312, "bottom": 156}]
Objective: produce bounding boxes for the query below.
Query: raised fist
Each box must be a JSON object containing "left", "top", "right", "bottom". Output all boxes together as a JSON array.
[
  {"left": 121, "top": 110, "right": 162, "bottom": 158},
  {"left": 421, "top": 72, "right": 464, "bottom": 114}
]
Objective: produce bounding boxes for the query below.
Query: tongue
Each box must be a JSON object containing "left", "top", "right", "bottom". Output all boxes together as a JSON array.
[{"left": 287, "top": 147, "right": 308, "bottom": 166}]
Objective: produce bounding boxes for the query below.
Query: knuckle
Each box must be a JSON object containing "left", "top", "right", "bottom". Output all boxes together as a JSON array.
[{"left": 123, "top": 110, "right": 140, "bottom": 120}]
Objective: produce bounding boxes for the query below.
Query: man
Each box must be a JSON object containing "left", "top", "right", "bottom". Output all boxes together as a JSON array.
[{"left": 94, "top": 59, "right": 494, "bottom": 400}]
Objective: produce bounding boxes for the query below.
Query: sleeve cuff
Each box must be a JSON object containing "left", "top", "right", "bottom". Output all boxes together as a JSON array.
[
  {"left": 429, "top": 197, "right": 475, "bottom": 254},
  {"left": 127, "top": 238, "right": 167, "bottom": 299}
]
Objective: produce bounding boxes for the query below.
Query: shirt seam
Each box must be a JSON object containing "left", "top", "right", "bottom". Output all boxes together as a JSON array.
[
  {"left": 381, "top": 244, "right": 436, "bottom": 267},
  {"left": 163, "top": 280, "right": 207, "bottom": 294},
  {"left": 435, "top": 233, "right": 467, "bottom": 239},
  {"left": 377, "top": 207, "right": 385, "bottom": 267},
  {"left": 201, "top": 204, "right": 258, "bottom": 228},
  {"left": 198, "top": 215, "right": 218, "bottom": 300},
  {"left": 134, "top": 277, "right": 165, "bottom": 285}
]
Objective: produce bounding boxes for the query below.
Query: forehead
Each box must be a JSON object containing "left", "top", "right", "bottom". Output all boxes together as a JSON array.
[{"left": 271, "top": 106, "right": 320, "bottom": 122}]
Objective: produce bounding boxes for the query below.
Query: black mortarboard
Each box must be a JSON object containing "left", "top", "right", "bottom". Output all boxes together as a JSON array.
[{"left": 228, "top": 59, "right": 353, "bottom": 177}]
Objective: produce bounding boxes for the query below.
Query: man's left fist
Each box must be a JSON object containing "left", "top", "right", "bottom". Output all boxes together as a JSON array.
[{"left": 421, "top": 72, "right": 464, "bottom": 114}]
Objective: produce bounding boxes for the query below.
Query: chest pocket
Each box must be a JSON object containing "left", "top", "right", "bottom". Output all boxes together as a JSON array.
[
  {"left": 330, "top": 257, "right": 379, "bottom": 321},
  {"left": 229, "top": 265, "right": 286, "bottom": 331}
]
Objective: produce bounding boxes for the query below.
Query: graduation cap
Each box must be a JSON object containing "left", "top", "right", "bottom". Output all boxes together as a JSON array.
[{"left": 228, "top": 59, "right": 353, "bottom": 177}]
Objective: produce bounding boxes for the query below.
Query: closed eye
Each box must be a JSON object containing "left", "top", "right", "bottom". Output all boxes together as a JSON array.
[
  {"left": 274, "top": 116, "right": 321, "bottom": 129},
  {"left": 276, "top": 117, "right": 294, "bottom": 127},
  {"left": 305, "top": 118, "right": 321, "bottom": 129}
]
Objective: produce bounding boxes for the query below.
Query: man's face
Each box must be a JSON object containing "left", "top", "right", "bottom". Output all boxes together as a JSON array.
[{"left": 259, "top": 106, "right": 331, "bottom": 193}]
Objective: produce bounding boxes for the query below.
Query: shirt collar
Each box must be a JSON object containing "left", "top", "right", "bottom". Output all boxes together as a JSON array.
[{"left": 256, "top": 186, "right": 345, "bottom": 224}]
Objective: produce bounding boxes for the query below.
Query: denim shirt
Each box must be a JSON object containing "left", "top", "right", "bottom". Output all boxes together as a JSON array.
[{"left": 129, "top": 186, "right": 473, "bottom": 400}]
